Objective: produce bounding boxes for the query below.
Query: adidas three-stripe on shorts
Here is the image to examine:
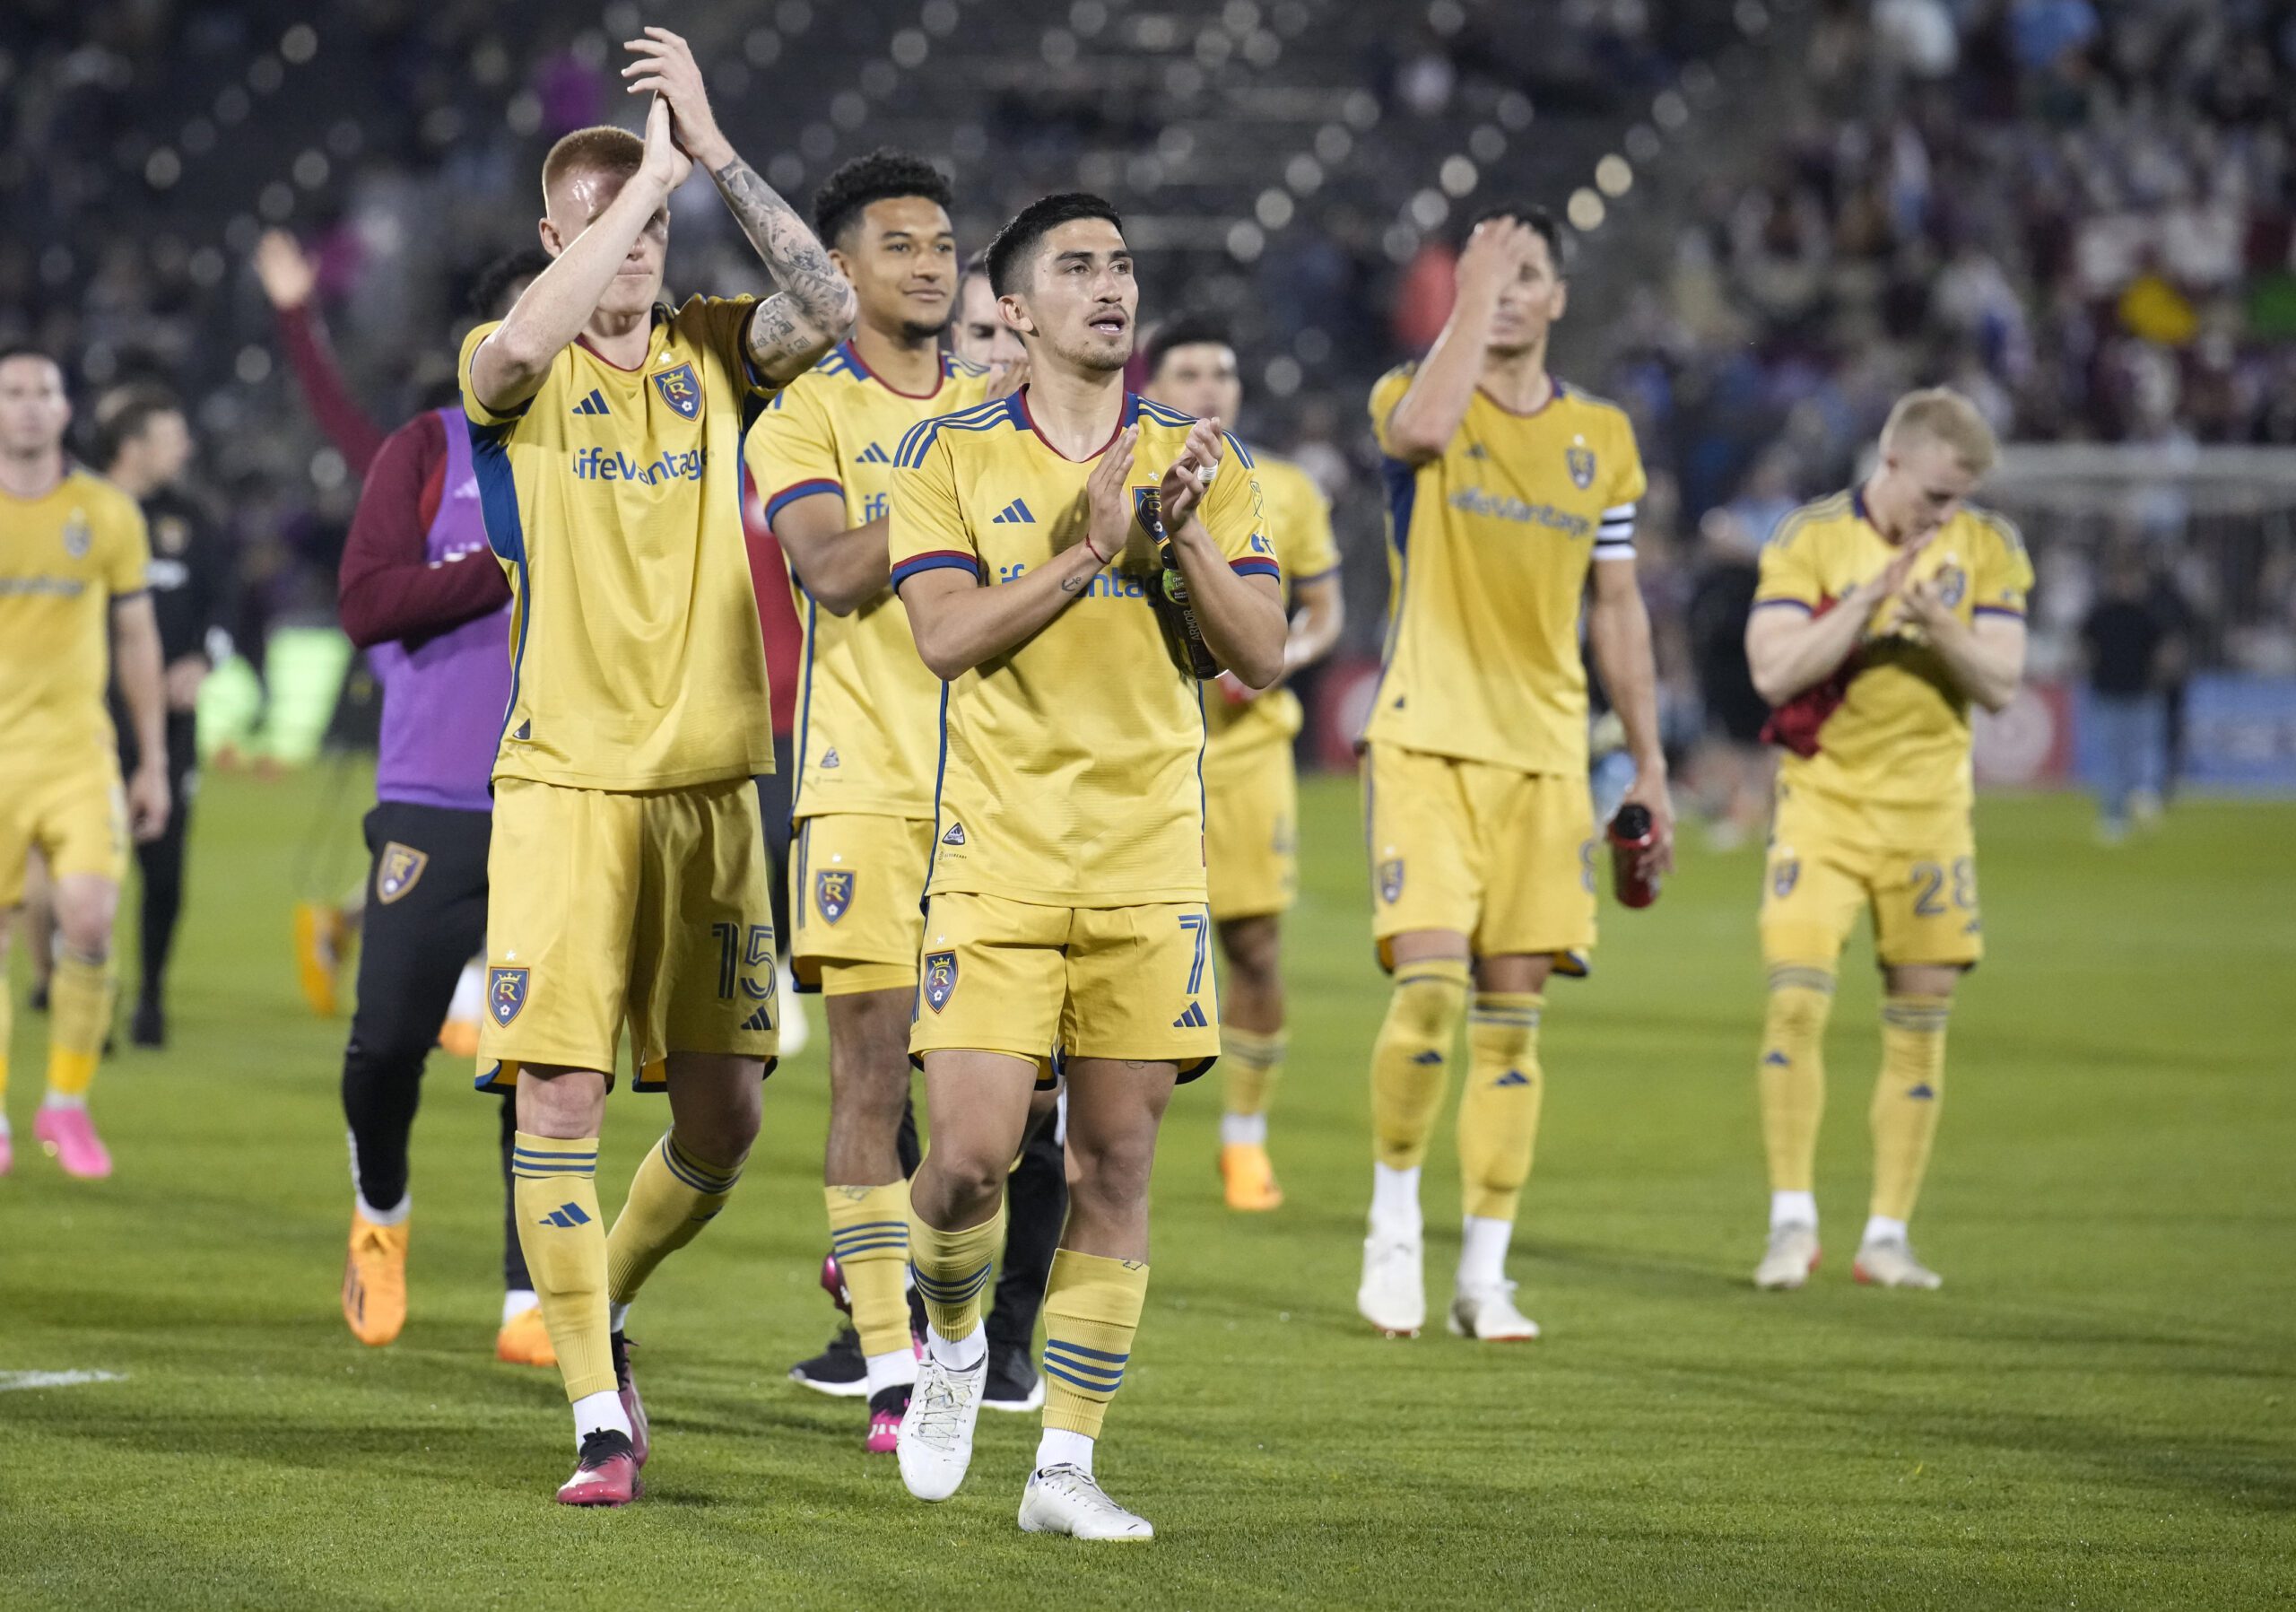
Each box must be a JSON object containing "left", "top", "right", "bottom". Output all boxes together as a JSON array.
[
  {"left": 477, "top": 775, "right": 779, "bottom": 1091},
  {"left": 908, "top": 892, "right": 1221, "bottom": 1082}
]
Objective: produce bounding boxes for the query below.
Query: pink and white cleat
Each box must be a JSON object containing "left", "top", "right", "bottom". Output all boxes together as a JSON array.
[
  {"left": 35, "top": 1105, "right": 111, "bottom": 1179},
  {"left": 865, "top": 1385, "right": 908, "bottom": 1454},
  {"left": 0, "top": 1128, "right": 13, "bottom": 1178}
]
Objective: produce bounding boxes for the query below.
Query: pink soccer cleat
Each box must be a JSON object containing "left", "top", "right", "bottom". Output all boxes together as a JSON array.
[
  {"left": 0, "top": 1128, "right": 13, "bottom": 1177},
  {"left": 865, "top": 1385, "right": 908, "bottom": 1454},
  {"left": 555, "top": 1430, "right": 641, "bottom": 1506},
  {"left": 610, "top": 1331, "right": 649, "bottom": 1468},
  {"left": 35, "top": 1106, "right": 111, "bottom": 1180}
]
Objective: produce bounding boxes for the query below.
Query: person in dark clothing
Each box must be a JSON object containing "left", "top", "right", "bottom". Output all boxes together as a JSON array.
[
  {"left": 1686, "top": 507, "right": 1776, "bottom": 850},
  {"left": 91, "top": 388, "right": 231, "bottom": 1046},
  {"left": 2080, "top": 547, "right": 2177, "bottom": 841}
]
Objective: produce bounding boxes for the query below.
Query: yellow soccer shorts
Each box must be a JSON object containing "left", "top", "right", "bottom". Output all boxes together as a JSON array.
[
  {"left": 1362, "top": 741, "right": 1596, "bottom": 971},
  {"left": 1204, "top": 739, "right": 1299, "bottom": 923},
  {"left": 1761, "top": 784, "right": 1984, "bottom": 970},
  {"left": 790, "top": 812, "right": 934, "bottom": 997},
  {"left": 909, "top": 892, "right": 1220, "bottom": 1082},
  {"left": 478, "top": 774, "right": 778, "bottom": 1092},
  {"left": 0, "top": 757, "right": 127, "bottom": 907}
]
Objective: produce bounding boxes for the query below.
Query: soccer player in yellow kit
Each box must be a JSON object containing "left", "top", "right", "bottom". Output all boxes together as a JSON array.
[
  {"left": 0, "top": 348, "right": 170, "bottom": 1181},
  {"left": 1358, "top": 205, "right": 1674, "bottom": 1341},
  {"left": 1140, "top": 316, "right": 1344, "bottom": 1211},
  {"left": 1743, "top": 389, "right": 2030, "bottom": 1293},
  {"left": 888, "top": 193, "right": 1285, "bottom": 1538},
  {"left": 745, "top": 149, "right": 1003, "bottom": 1451},
  {"left": 458, "top": 29, "right": 853, "bottom": 1505}
]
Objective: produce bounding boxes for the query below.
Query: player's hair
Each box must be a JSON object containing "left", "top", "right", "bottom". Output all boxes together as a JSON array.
[
  {"left": 812, "top": 148, "right": 953, "bottom": 249},
  {"left": 1143, "top": 313, "right": 1234, "bottom": 381},
  {"left": 92, "top": 384, "right": 182, "bottom": 468},
  {"left": 470, "top": 247, "right": 553, "bottom": 319},
  {"left": 1882, "top": 388, "right": 1998, "bottom": 476},
  {"left": 540, "top": 125, "right": 646, "bottom": 209},
  {"left": 1464, "top": 202, "right": 1568, "bottom": 274},
  {"left": 985, "top": 192, "right": 1124, "bottom": 297}
]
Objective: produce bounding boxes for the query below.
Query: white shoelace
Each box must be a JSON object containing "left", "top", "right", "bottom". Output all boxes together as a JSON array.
[
  {"left": 909, "top": 1361, "right": 975, "bottom": 1449},
  {"left": 1036, "top": 1464, "right": 1126, "bottom": 1517}
]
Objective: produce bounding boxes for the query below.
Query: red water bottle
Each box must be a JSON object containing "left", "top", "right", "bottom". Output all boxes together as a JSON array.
[{"left": 1607, "top": 803, "right": 1659, "bottom": 908}]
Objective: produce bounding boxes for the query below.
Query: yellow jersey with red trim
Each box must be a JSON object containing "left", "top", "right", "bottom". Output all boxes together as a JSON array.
[
  {"left": 0, "top": 468, "right": 150, "bottom": 776},
  {"left": 745, "top": 340, "right": 993, "bottom": 821},
  {"left": 887, "top": 389, "right": 1277, "bottom": 907},
  {"left": 1363, "top": 367, "right": 1646, "bottom": 776},
  {"left": 1201, "top": 451, "right": 1341, "bottom": 784},
  {"left": 1753, "top": 490, "right": 2032, "bottom": 815},
  {"left": 458, "top": 296, "right": 777, "bottom": 792}
]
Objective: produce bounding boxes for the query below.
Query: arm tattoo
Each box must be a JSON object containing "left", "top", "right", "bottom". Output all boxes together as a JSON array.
[{"left": 711, "top": 157, "right": 854, "bottom": 365}]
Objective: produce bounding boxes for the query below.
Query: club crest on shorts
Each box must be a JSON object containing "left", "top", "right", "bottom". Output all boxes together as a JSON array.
[
  {"left": 1567, "top": 446, "right": 1596, "bottom": 489},
  {"left": 922, "top": 950, "right": 958, "bottom": 1014},
  {"left": 1378, "top": 857, "right": 1405, "bottom": 903},
  {"left": 375, "top": 841, "right": 429, "bottom": 904},
  {"left": 489, "top": 966, "right": 530, "bottom": 1027},
  {"left": 1133, "top": 486, "right": 1165, "bottom": 539},
  {"left": 815, "top": 868, "right": 855, "bottom": 925},
  {"left": 651, "top": 361, "right": 701, "bottom": 420}
]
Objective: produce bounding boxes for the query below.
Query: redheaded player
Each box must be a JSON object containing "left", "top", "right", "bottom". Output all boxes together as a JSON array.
[{"left": 459, "top": 29, "right": 853, "bottom": 1505}]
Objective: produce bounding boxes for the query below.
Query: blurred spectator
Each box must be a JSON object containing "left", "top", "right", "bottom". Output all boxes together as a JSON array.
[{"left": 2079, "top": 546, "right": 2178, "bottom": 841}]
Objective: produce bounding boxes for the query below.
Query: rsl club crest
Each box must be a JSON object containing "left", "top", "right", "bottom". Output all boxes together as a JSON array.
[
  {"left": 489, "top": 966, "right": 530, "bottom": 1026},
  {"left": 922, "top": 950, "right": 958, "bottom": 1014},
  {"left": 1566, "top": 446, "right": 1596, "bottom": 490},
  {"left": 375, "top": 841, "right": 429, "bottom": 904},
  {"left": 1378, "top": 857, "right": 1405, "bottom": 903},
  {"left": 815, "top": 867, "right": 855, "bottom": 925},
  {"left": 1133, "top": 486, "right": 1165, "bottom": 540},
  {"left": 651, "top": 361, "right": 701, "bottom": 421},
  {"left": 1932, "top": 562, "right": 1967, "bottom": 608},
  {"left": 62, "top": 510, "right": 92, "bottom": 558}
]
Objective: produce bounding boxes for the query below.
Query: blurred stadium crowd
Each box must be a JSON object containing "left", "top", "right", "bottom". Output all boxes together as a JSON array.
[{"left": 4, "top": 0, "right": 2292, "bottom": 797}]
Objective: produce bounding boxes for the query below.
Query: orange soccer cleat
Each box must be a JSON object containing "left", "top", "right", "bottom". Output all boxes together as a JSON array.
[
  {"left": 1218, "top": 1142, "right": 1284, "bottom": 1212},
  {"left": 294, "top": 902, "right": 346, "bottom": 1018},
  {"left": 495, "top": 1303, "right": 557, "bottom": 1367},
  {"left": 342, "top": 1209, "right": 409, "bottom": 1346}
]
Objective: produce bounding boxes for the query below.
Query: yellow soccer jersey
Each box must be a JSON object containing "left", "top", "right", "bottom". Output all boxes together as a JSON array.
[
  {"left": 888, "top": 390, "right": 1278, "bottom": 907},
  {"left": 746, "top": 341, "right": 993, "bottom": 820},
  {"left": 1754, "top": 489, "right": 2032, "bottom": 815},
  {"left": 459, "top": 296, "right": 777, "bottom": 792},
  {"left": 1362, "top": 367, "right": 1646, "bottom": 776},
  {"left": 1201, "top": 451, "right": 1341, "bottom": 785},
  {"left": 0, "top": 469, "right": 150, "bottom": 774}
]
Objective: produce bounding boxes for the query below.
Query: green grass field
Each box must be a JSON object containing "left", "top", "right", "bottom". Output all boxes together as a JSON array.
[{"left": 4, "top": 765, "right": 2292, "bottom": 1608}]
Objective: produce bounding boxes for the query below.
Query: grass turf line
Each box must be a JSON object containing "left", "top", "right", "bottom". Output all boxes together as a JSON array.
[{"left": 2, "top": 767, "right": 2292, "bottom": 1608}]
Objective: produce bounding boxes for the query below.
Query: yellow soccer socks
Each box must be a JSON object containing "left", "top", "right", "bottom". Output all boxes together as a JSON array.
[
  {"left": 1759, "top": 963, "right": 1836, "bottom": 1230},
  {"left": 1369, "top": 958, "right": 1470, "bottom": 1171},
  {"left": 605, "top": 1131, "right": 744, "bottom": 1314},
  {"left": 1457, "top": 992, "right": 1544, "bottom": 1216},
  {"left": 1869, "top": 994, "right": 1951, "bottom": 1232},
  {"left": 510, "top": 1132, "right": 620, "bottom": 1414},
  {"left": 826, "top": 1180, "right": 915, "bottom": 1388},
  {"left": 43, "top": 951, "right": 114, "bottom": 1104},
  {"left": 1221, "top": 1026, "right": 1286, "bottom": 1135},
  {"left": 1037, "top": 1249, "right": 1148, "bottom": 1474},
  {"left": 909, "top": 1195, "right": 1005, "bottom": 1364}
]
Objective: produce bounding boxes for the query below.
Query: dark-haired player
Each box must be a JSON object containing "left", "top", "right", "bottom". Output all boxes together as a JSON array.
[
  {"left": 1142, "top": 316, "right": 1344, "bottom": 1211},
  {"left": 889, "top": 192, "right": 1284, "bottom": 1538},
  {"left": 458, "top": 28, "right": 853, "bottom": 1505},
  {"left": 745, "top": 148, "right": 1002, "bottom": 1453},
  {"left": 331, "top": 247, "right": 566, "bottom": 1369},
  {"left": 0, "top": 347, "right": 170, "bottom": 1181},
  {"left": 1357, "top": 205, "right": 1672, "bottom": 1341}
]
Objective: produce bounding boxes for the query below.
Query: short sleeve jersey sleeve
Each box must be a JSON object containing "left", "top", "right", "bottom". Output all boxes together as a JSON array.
[
  {"left": 1209, "top": 437, "right": 1278, "bottom": 580},
  {"left": 746, "top": 378, "right": 845, "bottom": 526},
  {"left": 1972, "top": 513, "right": 2035, "bottom": 618},
  {"left": 888, "top": 427, "right": 982, "bottom": 590},
  {"left": 1367, "top": 365, "right": 1416, "bottom": 459},
  {"left": 102, "top": 496, "right": 152, "bottom": 597},
  {"left": 1754, "top": 514, "right": 1826, "bottom": 611}
]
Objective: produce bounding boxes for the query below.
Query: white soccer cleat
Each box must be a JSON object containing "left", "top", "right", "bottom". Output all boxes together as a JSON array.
[
  {"left": 897, "top": 1349, "right": 986, "bottom": 1502},
  {"left": 1448, "top": 1281, "right": 1541, "bottom": 1341},
  {"left": 1754, "top": 1224, "right": 1822, "bottom": 1291},
  {"left": 1019, "top": 1464, "right": 1154, "bottom": 1540},
  {"left": 1357, "top": 1232, "right": 1426, "bottom": 1338},
  {"left": 1853, "top": 1236, "right": 1942, "bottom": 1290}
]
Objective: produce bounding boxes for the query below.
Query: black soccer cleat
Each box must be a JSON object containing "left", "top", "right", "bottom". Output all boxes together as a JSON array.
[{"left": 789, "top": 1324, "right": 868, "bottom": 1399}]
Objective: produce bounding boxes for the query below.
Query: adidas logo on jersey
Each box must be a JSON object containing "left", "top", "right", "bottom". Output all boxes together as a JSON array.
[
  {"left": 821, "top": 747, "right": 840, "bottom": 769},
  {"left": 991, "top": 499, "right": 1035, "bottom": 525},
  {"left": 571, "top": 388, "right": 611, "bottom": 416},
  {"left": 1172, "top": 1001, "right": 1209, "bottom": 1029},
  {"left": 941, "top": 823, "right": 966, "bottom": 846},
  {"left": 857, "top": 441, "right": 891, "bottom": 464},
  {"left": 740, "top": 1002, "right": 774, "bottom": 1033},
  {"left": 538, "top": 1202, "right": 592, "bottom": 1228}
]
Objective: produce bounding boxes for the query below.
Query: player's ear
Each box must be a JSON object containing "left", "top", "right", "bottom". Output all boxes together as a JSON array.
[
  {"left": 998, "top": 292, "right": 1034, "bottom": 339},
  {"left": 1549, "top": 276, "right": 1569, "bottom": 321},
  {"left": 538, "top": 215, "right": 564, "bottom": 258}
]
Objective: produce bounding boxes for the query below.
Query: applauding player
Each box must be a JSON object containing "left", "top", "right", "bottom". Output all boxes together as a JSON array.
[
  {"left": 888, "top": 194, "right": 1284, "bottom": 1538},
  {"left": 1358, "top": 206, "right": 1673, "bottom": 1341},
  {"left": 1743, "top": 390, "right": 2030, "bottom": 1292},
  {"left": 458, "top": 29, "right": 852, "bottom": 1505},
  {"left": 1141, "top": 316, "right": 1344, "bottom": 1210}
]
